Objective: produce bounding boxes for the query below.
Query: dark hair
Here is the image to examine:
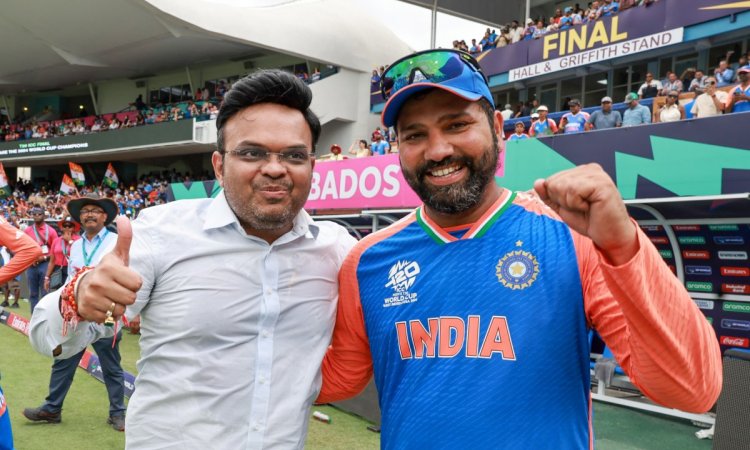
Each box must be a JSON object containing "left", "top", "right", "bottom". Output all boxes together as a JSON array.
[
  {"left": 359, "top": 139, "right": 369, "bottom": 148},
  {"left": 216, "top": 69, "right": 321, "bottom": 154}
]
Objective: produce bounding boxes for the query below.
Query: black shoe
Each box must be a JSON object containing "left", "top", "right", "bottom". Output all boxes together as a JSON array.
[
  {"left": 108, "top": 415, "right": 125, "bottom": 432},
  {"left": 22, "top": 407, "right": 61, "bottom": 423},
  {"left": 10, "top": 303, "right": 19, "bottom": 309},
  {"left": 0, "top": 302, "right": 8, "bottom": 307}
]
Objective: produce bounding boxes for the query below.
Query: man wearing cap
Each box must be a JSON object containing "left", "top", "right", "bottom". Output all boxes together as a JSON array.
[
  {"left": 622, "top": 92, "right": 652, "bottom": 126},
  {"left": 559, "top": 7, "right": 574, "bottom": 30},
  {"left": 558, "top": 98, "right": 589, "bottom": 134},
  {"left": 586, "top": 96, "right": 622, "bottom": 131},
  {"left": 725, "top": 65, "right": 750, "bottom": 113},
  {"left": 371, "top": 130, "right": 390, "bottom": 155},
  {"left": 501, "top": 103, "right": 513, "bottom": 121},
  {"left": 529, "top": 105, "right": 558, "bottom": 137},
  {"left": 23, "top": 206, "right": 58, "bottom": 313},
  {"left": 23, "top": 194, "right": 127, "bottom": 432},
  {"left": 509, "top": 122, "right": 529, "bottom": 140},
  {"left": 318, "top": 49, "right": 721, "bottom": 448}
]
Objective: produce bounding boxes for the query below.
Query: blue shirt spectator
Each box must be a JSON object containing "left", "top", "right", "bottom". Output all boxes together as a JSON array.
[
  {"left": 599, "top": 0, "right": 619, "bottom": 17},
  {"left": 371, "top": 139, "right": 390, "bottom": 155},
  {"left": 715, "top": 61, "right": 734, "bottom": 87},
  {"left": 622, "top": 93, "right": 652, "bottom": 127}
]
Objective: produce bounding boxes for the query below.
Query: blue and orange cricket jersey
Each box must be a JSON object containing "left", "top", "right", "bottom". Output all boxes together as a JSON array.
[{"left": 320, "top": 189, "right": 721, "bottom": 449}]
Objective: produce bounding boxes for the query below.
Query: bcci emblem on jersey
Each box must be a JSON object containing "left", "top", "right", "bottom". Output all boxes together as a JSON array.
[
  {"left": 496, "top": 250, "right": 540, "bottom": 290},
  {"left": 383, "top": 260, "right": 420, "bottom": 307}
]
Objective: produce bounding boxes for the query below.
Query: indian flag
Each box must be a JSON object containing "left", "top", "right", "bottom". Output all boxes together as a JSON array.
[
  {"left": 103, "top": 163, "right": 119, "bottom": 189},
  {"left": 69, "top": 162, "right": 86, "bottom": 187},
  {"left": 0, "top": 162, "right": 10, "bottom": 198},
  {"left": 60, "top": 174, "right": 78, "bottom": 195}
]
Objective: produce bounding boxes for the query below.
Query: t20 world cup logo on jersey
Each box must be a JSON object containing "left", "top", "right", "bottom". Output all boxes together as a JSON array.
[{"left": 384, "top": 260, "right": 420, "bottom": 307}]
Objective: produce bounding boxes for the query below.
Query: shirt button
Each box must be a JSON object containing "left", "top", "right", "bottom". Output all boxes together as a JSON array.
[
  {"left": 253, "top": 424, "right": 261, "bottom": 431},
  {"left": 265, "top": 288, "right": 273, "bottom": 295},
  {"left": 261, "top": 330, "right": 270, "bottom": 338},
  {"left": 259, "top": 376, "right": 266, "bottom": 384}
]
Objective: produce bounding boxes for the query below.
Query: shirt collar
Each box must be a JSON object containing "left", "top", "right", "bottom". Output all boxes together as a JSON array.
[
  {"left": 203, "top": 190, "right": 318, "bottom": 240},
  {"left": 83, "top": 226, "right": 109, "bottom": 243}
]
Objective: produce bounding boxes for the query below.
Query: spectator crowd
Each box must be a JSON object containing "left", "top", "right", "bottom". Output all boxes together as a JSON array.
[
  {"left": 452, "top": 0, "right": 659, "bottom": 55},
  {"left": 0, "top": 170, "right": 213, "bottom": 226}
]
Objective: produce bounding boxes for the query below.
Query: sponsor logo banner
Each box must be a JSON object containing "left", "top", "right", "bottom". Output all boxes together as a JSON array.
[
  {"left": 649, "top": 236, "right": 669, "bottom": 244},
  {"left": 720, "top": 335, "right": 750, "bottom": 348},
  {"left": 709, "top": 225, "right": 739, "bottom": 231},
  {"left": 721, "top": 284, "right": 750, "bottom": 294},
  {"left": 713, "top": 236, "right": 745, "bottom": 245},
  {"left": 721, "top": 319, "right": 750, "bottom": 331},
  {"left": 723, "top": 302, "right": 750, "bottom": 314},
  {"left": 640, "top": 225, "right": 662, "bottom": 231},
  {"left": 686, "top": 281, "right": 713, "bottom": 292},
  {"left": 673, "top": 225, "right": 701, "bottom": 231},
  {"left": 718, "top": 251, "right": 748, "bottom": 260},
  {"left": 720, "top": 267, "right": 750, "bottom": 277},
  {"left": 683, "top": 250, "right": 710, "bottom": 259},
  {"left": 693, "top": 299, "right": 714, "bottom": 310},
  {"left": 659, "top": 250, "right": 674, "bottom": 259},
  {"left": 685, "top": 265, "right": 712, "bottom": 276},
  {"left": 678, "top": 236, "right": 706, "bottom": 245}
]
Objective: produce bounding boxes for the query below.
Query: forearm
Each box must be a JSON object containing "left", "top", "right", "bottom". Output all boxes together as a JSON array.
[{"left": 590, "top": 230, "right": 722, "bottom": 412}]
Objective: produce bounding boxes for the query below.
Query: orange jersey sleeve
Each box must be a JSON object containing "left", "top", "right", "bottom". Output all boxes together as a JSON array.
[
  {"left": 577, "top": 223, "right": 722, "bottom": 413},
  {"left": 318, "top": 215, "right": 415, "bottom": 403},
  {"left": 0, "top": 218, "right": 43, "bottom": 284}
]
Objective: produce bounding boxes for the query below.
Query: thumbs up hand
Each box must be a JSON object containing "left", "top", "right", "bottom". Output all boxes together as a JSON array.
[{"left": 76, "top": 216, "right": 143, "bottom": 323}]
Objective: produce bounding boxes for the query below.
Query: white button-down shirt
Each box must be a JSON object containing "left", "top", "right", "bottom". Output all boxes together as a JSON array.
[{"left": 30, "top": 192, "right": 356, "bottom": 449}]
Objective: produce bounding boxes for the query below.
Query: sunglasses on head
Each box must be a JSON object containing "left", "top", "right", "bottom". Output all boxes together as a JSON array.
[{"left": 381, "top": 49, "right": 488, "bottom": 101}]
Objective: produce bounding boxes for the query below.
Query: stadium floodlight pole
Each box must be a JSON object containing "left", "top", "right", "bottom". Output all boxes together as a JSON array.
[
  {"left": 430, "top": 0, "right": 438, "bottom": 48},
  {"left": 88, "top": 82, "right": 99, "bottom": 116}
]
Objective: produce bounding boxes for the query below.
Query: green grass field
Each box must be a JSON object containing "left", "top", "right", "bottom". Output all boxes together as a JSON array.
[{"left": 1, "top": 301, "right": 711, "bottom": 449}]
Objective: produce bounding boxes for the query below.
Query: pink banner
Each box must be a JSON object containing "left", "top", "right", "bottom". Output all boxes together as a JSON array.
[
  {"left": 306, "top": 154, "right": 420, "bottom": 210},
  {"left": 305, "top": 152, "right": 505, "bottom": 210}
]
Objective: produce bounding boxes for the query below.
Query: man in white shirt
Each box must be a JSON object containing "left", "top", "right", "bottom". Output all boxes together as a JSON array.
[
  {"left": 637, "top": 72, "right": 660, "bottom": 99},
  {"left": 30, "top": 70, "right": 356, "bottom": 449},
  {"left": 691, "top": 76, "right": 728, "bottom": 118},
  {"left": 500, "top": 103, "right": 513, "bottom": 121},
  {"left": 24, "top": 195, "right": 126, "bottom": 431}
]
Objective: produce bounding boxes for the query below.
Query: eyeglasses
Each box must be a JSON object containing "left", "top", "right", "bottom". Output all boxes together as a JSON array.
[
  {"left": 80, "top": 208, "right": 105, "bottom": 216},
  {"left": 225, "top": 148, "right": 314, "bottom": 166},
  {"left": 62, "top": 224, "right": 75, "bottom": 228},
  {"left": 668, "top": 94, "right": 678, "bottom": 98},
  {"left": 380, "top": 49, "right": 488, "bottom": 101},
  {"left": 707, "top": 81, "right": 716, "bottom": 85}
]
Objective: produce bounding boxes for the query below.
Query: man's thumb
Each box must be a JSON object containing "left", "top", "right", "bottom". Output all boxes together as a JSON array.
[{"left": 112, "top": 215, "right": 133, "bottom": 266}]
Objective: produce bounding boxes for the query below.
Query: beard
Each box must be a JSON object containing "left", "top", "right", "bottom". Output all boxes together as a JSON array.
[
  {"left": 223, "top": 178, "right": 304, "bottom": 231},
  {"left": 401, "top": 140, "right": 499, "bottom": 214}
]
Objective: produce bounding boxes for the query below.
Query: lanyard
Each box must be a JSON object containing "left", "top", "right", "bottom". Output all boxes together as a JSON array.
[
  {"left": 82, "top": 230, "right": 109, "bottom": 266},
  {"left": 33, "top": 224, "right": 49, "bottom": 245},
  {"left": 62, "top": 240, "right": 70, "bottom": 262}
]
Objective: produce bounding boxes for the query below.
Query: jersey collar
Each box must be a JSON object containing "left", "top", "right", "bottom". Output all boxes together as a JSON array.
[{"left": 416, "top": 189, "right": 516, "bottom": 244}]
